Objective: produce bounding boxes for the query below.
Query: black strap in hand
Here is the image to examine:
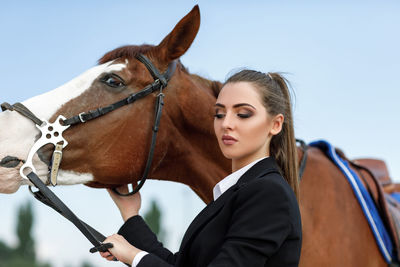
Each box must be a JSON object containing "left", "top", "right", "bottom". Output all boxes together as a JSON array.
[{"left": 27, "top": 172, "right": 130, "bottom": 266}]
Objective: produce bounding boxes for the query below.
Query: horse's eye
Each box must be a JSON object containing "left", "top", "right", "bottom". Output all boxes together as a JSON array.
[{"left": 101, "top": 74, "right": 125, "bottom": 88}]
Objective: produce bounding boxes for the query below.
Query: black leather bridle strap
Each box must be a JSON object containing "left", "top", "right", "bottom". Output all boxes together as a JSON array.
[
  {"left": 107, "top": 54, "right": 176, "bottom": 196},
  {"left": 296, "top": 139, "right": 308, "bottom": 181},
  {"left": 62, "top": 55, "right": 176, "bottom": 126},
  {"left": 1, "top": 102, "right": 44, "bottom": 126},
  {"left": 112, "top": 90, "right": 165, "bottom": 196},
  {"left": 27, "top": 172, "right": 106, "bottom": 246},
  {"left": 62, "top": 80, "right": 162, "bottom": 125},
  {"left": 136, "top": 54, "right": 168, "bottom": 87},
  {"left": 27, "top": 171, "right": 130, "bottom": 266},
  {"left": 111, "top": 55, "right": 173, "bottom": 196}
]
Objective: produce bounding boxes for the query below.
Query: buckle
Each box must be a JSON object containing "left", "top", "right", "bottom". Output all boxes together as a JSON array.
[
  {"left": 158, "top": 76, "right": 167, "bottom": 87},
  {"left": 78, "top": 112, "right": 86, "bottom": 123}
]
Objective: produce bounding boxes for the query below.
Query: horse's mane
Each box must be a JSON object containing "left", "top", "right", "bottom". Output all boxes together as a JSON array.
[
  {"left": 190, "top": 74, "right": 222, "bottom": 98},
  {"left": 98, "top": 45, "right": 155, "bottom": 64}
]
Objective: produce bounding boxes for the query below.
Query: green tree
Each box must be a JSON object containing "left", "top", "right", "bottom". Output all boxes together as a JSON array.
[
  {"left": 79, "top": 261, "right": 94, "bottom": 267},
  {"left": 0, "top": 200, "right": 103, "bottom": 267},
  {"left": 0, "top": 240, "right": 13, "bottom": 259},
  {"left": 143, "top": 199, "right": 166, "bottom": 243},
  {"left": 15, "top": 201, "right": 36, "bottom": 261},
  {"left": 0, "top": 201, "right": 51, "bottom": 267}
]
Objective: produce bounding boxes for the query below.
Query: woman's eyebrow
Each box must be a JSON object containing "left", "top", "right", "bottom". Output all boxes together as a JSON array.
[
  {"left": 233, "top": 103, "right": 256, "bottom": 109},
  {"left": 214, "top": 103, "right": 256, "bottom": 109}
]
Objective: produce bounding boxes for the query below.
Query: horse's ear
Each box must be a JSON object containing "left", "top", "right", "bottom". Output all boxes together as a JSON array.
[{"left": 156, "top": 5, "right": 200, "bottom": 62}]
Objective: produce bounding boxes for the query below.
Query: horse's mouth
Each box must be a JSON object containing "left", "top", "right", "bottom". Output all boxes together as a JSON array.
[{"left": 0, "top": 156, "right": 25, "bottom": 168}]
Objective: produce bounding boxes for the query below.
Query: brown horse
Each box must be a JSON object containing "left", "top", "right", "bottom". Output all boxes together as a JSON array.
[{"left": 0, "top": 5, "right": 389, "bottom": 266}]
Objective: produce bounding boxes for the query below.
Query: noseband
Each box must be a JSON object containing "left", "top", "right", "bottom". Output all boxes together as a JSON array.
[{"left": 1, "top": 54, "right": 177, "bottom": 196}]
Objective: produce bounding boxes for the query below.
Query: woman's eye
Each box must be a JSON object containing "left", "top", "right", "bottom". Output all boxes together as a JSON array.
[
  {"left": 237, "top": 113, "right": 252, "bottom": 119},
  {"left": 102, "top": 74, "right": 125, "bottom": 88},
  {"left": 214, "top": 113, "right": 225, "bottom": 119}
]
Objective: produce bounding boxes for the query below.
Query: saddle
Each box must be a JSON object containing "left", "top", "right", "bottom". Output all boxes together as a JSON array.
[
  {"left": 307, "top": 141, "right": 400, "bottom": 263},
  {"left": 347, "top": 156, "right": 400, "bottom": 261}
]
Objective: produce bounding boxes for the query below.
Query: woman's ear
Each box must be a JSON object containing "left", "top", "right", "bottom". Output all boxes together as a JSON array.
[{"left": 270, "top": 114, "right": 284, "bottom": 136}]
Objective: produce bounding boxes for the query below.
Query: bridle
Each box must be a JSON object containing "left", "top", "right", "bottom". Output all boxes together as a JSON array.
[
  {"left": 1, "top": 53, "right": 177, "bottom": 196},
  {"left": 0, "top": 54, "right": 176, "bottom": 263}
]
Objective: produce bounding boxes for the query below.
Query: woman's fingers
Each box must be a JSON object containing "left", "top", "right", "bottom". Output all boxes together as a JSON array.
[
  {"left": 106, "top": 187, "right": 142, "bottom": 221},
  {"left": 100, "top": 251, "right": 115, "bottom": 261},
  {"left": 107, "top": 185, "right": 129, "bottom": 202},
  {"left": 107, "top": 185, "right": 129, "bottom": 196},
  {"left": 118, "top": 185, "right": 130, "bottom": 194},
  {"left": 99, "top": 234, "right": 141, "bottom": 264}
]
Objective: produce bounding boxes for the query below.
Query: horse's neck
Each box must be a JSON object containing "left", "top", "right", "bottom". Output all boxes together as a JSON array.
[
  {"left": 152, "top": 72, "right": 231, "bottom": 203},
  {"left": 153, "top": 139, "right": 229, "bottom": 202}
]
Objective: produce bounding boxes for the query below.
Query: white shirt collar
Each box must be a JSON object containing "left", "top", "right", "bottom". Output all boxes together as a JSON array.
[{"left": 213, "top": 157, "right": 267, "bottom": 201}]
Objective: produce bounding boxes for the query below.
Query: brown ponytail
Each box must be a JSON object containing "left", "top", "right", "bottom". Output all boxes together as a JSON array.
[{"left": 225, "top": 70, "right": 300, "bottom": 200}]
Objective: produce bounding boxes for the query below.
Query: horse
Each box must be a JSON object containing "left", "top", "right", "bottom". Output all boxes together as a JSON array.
[{"left": 0, "top": 5, "right": 390, "bottom": 266}]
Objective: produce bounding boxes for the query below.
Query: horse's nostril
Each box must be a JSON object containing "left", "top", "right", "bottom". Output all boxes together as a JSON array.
[
  {"left": 37, "top": 144, "right": 53, "bottom": 165},
  {"left": 0, "top": 156, "right": 24, "bottom": 168}
]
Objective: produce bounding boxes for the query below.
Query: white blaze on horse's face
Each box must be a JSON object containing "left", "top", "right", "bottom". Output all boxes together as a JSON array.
[{"left": 0, "top": 60, "right": 127, "bottom": 193}]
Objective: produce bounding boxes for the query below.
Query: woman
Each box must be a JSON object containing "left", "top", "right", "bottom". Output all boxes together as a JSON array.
[{"left": 100, "top": 70, "right": 302, "bottom": 266}]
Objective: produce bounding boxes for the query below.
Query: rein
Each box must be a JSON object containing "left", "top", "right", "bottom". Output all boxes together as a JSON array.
[{"left": 27, "top": 172, "right": 118, "bottom": 256}]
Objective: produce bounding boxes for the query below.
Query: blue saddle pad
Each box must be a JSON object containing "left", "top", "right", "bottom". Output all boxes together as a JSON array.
[
  {"left": 310, "top": 140, "right": 393, "bottom": 263},
  {"left": 391, "top": 193, "right": 400, "bottom": 203}
]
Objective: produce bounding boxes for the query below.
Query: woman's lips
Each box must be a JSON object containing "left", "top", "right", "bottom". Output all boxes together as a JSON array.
[{"left": 222, "top": 134, "right": 238, "bottom": 145}]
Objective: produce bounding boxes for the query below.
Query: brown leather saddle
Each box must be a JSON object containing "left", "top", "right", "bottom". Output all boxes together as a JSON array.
[{"left": 348, "top": 157, "right": 400, "bottom": 261}]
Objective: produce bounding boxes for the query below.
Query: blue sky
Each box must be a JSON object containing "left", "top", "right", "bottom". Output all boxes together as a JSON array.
[{"left": 1, "top": 1, "right": 399, "bottom": 266}]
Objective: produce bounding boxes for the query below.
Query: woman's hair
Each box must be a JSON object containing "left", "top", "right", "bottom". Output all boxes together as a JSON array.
[{"left": 225, "top": 70, "right": 299, "bottom": 200}]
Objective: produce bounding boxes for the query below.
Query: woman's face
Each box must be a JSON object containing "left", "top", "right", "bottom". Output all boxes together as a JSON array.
[{"left": 214, "top": 81, "right": 283, "bottom": 167}]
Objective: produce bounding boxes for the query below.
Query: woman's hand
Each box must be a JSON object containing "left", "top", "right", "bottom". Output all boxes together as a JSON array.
[
  {"left": 100, "top": 234, "right": 142, "bottom": 264},
  {"left": 107, "top": 185, "right": 142, "bottom": 221}
]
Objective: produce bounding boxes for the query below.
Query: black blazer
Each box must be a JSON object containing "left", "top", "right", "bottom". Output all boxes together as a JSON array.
[{"left": 119, "top": 157, "right": 302, "bottom": 267}]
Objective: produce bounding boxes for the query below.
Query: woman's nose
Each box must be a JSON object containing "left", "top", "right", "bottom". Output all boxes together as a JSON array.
[{"left": 222, "top": 113, "right": 234, "bottom": 130}]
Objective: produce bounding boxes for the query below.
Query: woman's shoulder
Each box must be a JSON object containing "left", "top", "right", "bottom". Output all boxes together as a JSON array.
[
  {"left": 237, "top": 171, "right": 298, "bottom": 206},
  {"left": 233, "top": 171, "right": 301, "bottom": 227},
  {"left": 244, "top": 170, "right": 291, "bottom": 190}
]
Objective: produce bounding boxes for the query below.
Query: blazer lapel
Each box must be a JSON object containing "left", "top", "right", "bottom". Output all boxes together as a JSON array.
[
  {"left": 179, "top": 184, "right": 236, "bottom": 251},
  {"left": 179, "top": 157, "right": 281, "bottom": 253},
  {"left": 235, "top": 156, "right": 281, "bottom": 186}
]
